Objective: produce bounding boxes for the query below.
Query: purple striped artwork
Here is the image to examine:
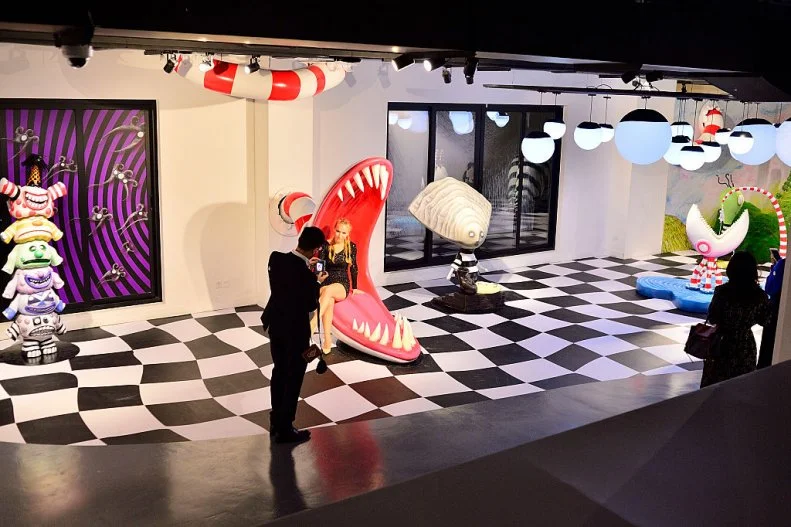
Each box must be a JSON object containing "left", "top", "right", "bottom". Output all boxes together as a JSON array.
[{"left": 0, "top": 102, "right": 159, "bottom": 311}]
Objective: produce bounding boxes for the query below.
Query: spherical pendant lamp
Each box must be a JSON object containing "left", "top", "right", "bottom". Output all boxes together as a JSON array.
[
  {"left": 574, "top": 121, "right": 602, "bottom": 150},
  {"left": 521, "top": 131, "right": 555, "bottom": 163},
  {"left": 494, "top": 114, "right": 510, "bottom": 127},
  {"left": 728, "top": 130, "right": 754, "bottom": 155},
  {"left": 700, "top": 140, "right": 722, "bottom": 163},
  {"left": 715, "top": 127, "right": 732, "bottom": 145},
  {"left": 730, "top": 118, "right": 775, "bottom": 165},
  {"left": 615, "top": 108, "right": 671, "bottom": 165},
  {"left": 663, "top": 135, "right": 691, "bottom": 165},
  {"left": 449, "top": 111, "right": 475, "bottom": 135},
  {"left": 599, "top": 124, "right": 615, "bottom": 142},
  {"left": 775, "top": 118, "right": 791, "bottom": 166},
  {"left": 671, "top": 121, "right": 694, "bottom": 138},
  {"left": 679, "top": 144, "right": 705, "bottom": 171},
  {"left": 388, "top": 111, "right": 399, "bottom": 125},
  {"left": 544, "top": 119, "right": 566, "bottom": 139}
]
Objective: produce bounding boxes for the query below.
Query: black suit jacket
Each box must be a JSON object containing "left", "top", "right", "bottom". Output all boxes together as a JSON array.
[{"left": 261, "top": 251, "right": 320, "bottom": 344}]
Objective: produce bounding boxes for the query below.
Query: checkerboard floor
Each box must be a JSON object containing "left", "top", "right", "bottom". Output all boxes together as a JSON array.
[{"left": 0, "top": 251, "right": 769, "bottom": 446}]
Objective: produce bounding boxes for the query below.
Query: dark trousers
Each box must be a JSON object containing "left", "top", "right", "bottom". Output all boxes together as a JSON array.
[
  {"left": 269, "top": 334, "right": 308, "bottom": 433},
  {"left": 758, "top": 301, "right": 780, "bottom": 369}
]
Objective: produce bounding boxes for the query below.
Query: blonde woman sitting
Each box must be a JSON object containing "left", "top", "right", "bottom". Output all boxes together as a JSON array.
[{"left": 315, "top": 218, "right": 359, "bottom": 353}]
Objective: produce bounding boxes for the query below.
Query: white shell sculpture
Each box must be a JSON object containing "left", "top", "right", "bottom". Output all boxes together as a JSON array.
[{"left": 408, "top": 177, "right": 492, "bottom": 250}]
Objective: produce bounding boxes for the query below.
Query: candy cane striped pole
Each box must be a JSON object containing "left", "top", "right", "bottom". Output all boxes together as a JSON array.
[
  {"left": 721, "top": 186, "right": 787, "bottom": 258},
  {"left": 173, "top": 55, "right": 346, "bottom": 101}
]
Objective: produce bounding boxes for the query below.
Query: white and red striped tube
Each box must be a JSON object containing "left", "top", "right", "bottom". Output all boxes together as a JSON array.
[
  {"left": 721, "top": 186, "right": 787, "bottom": 258},
  {"left": 279, "top": 192, "right": 316, "bottom": 233},
  {"left": 173, "top": 55, "right": 346, "bottom": 101}
]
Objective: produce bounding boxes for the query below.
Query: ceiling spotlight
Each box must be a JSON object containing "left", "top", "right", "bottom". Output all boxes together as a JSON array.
[
  {"left": 620, "top": 71, "right": 637, "bottom": 84},
  {"left": 391, "top": 54, "right": 414, "bottom": 71},
  {"left": 163, "top": 54, "right": 175, "bottom": 74},
  {"left": 645, "top": 71, "right": 663, "bottom": 84},
  {"left": 198, "top": 54, "right": 214, "bottom": 72},
  {"left": 463, "top": 57, "right": 478, "bottom": 85},
  {"left": 244, "top": 56, "right": 260, "bottom": 74},
  {"left": 423, "top": 57, "right": 445, "bottom": 72},
  {"left": 441, "top": 67, "right": 451, "bottom": 84}
]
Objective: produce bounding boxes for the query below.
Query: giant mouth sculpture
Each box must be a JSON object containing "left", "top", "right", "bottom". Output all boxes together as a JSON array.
[{"left": 311, "top": 158, "right": 420, "bottom": 363}]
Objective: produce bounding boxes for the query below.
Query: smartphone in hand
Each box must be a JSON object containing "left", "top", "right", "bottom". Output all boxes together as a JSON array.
[
  {"left": 314, "top": 259, "right": 326, "bottom": 273},
  {"left": 770, "top": 248, "right": 781, "bottom": 263}
]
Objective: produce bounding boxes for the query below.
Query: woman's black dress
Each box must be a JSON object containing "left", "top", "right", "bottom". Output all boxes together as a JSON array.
[
  {"left": 319, "top": 241, "right": 358, "bottom": 297},
  {"left": 701, "top": 282, "right": 771, "bottom": 388}
]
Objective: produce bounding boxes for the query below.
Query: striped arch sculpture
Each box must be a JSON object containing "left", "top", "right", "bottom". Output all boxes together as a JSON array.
[
  {"left": 173, "top": 55, "right": 346, "bottom": 101},
  {"left": 0, "top": 154, "right": 69, "bottom": 358}
]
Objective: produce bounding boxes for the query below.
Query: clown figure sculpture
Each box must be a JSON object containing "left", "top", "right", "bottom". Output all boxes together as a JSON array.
[{"left": 0, "top": 154, "right": 69, "bottom": 358}]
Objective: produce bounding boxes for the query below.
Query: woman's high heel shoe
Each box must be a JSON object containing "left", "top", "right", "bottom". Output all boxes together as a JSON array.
[{"left": 322, "top": 338, "right": 333, "bottom": 355}]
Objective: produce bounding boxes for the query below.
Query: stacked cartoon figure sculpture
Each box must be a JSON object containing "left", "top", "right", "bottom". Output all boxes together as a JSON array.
[{"left": 0, "top": 155, "right": 68, "bottom": 357}]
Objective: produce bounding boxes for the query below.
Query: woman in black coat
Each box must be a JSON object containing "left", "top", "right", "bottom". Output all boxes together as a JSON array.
[{"left": 700, "top": 251, "right": 771, "bottom": 388}]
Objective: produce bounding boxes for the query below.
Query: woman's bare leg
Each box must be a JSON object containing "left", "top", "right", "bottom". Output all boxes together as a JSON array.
[{"left": 319, "top": 283, "right": 347, "bottom": 352}]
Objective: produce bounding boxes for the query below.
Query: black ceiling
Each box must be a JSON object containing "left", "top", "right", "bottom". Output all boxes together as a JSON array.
[{"left": 1, "top": 1, "right": 790, "bottom": 99}]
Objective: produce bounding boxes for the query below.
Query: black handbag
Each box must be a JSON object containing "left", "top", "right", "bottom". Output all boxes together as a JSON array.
[{"left": 684, "top": 316, "right": 720, "bottom": 360}]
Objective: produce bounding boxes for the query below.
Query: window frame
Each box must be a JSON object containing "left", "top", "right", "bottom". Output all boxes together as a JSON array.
[{"left": 384, "top": 102, "right": 562, "bottom": 272}]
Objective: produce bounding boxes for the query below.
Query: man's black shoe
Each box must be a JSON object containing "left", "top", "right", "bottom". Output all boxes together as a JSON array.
[{"left": 273, "top": 427, "right": 311, "bottom": 444}]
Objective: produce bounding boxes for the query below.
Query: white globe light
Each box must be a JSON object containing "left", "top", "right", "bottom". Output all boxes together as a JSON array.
[
  {"left": 775, "top": 118, "right": 791, "bottom": 166},
  {"left": 544, "top": 119, "right": 567, "bottom": 139},
  {"left": 574, "top": 121, "right": 602, "bottom": 150},
  {"left": 487, "top": 111, "right": 499, "bottom": 121},
  {"left": 728, "top": 131, "right": 754, "bottom": 155},
  {"left": 599, "top": 124, "right": 615, "bottom": 143},
  {"left": 449, "top": 111, "right": 474, "bottom": 135},
  {"left": 615, "top": 108, "right": 672, "bottom": 165},
  {"left": 715, "top": 128, "right": 732, "bottom": 145},
  {"left": 700, "top": 140, "right": 722, "bottom": 163},
  {"left": 388, "top": 111, "right": 399, "bottom": 125},
  {"left": 397, "top": 117, "right": 413, "bottom": 130},
  {"left": 663, "top": 135, "right": 691, "bottom": 165},
  {"left": 679, "top": 145, "right": 705, "bottom": 171},
  {"left": 671, "top": 121, "right": 694, "bottom": 138},
  {"left": 730, "top": 118, "right": 776, "bottom": 165},
  {"left": 521, "top": 131, "right": 555, "bottom": 163},
  {"left": 494, "top": 114, "right": 510, "bottom": 127}
]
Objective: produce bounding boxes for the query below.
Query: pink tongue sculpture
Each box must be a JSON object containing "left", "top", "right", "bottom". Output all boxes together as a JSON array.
[{"left": 311, "top": 158, "right": 420, "bottom": 363}]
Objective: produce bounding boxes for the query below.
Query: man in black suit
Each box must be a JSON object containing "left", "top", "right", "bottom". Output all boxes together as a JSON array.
[{"left": 262, "top": 226, "right": 328, "bottom": 444}]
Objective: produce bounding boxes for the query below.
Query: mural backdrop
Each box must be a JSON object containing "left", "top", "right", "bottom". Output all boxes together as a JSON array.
[
  {"left": 0, "top": 100, "right": 161, "bottom": 311},
  {"left": 663, "top": 100, "right": 791, "bottom": 264}
]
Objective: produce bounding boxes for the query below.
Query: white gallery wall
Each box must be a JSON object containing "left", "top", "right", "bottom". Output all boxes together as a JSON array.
[
  {"left": 0, "top": 44, "right": 260, "bottom": 330},
  {"left": 0, "top": 43, "right": 675, "bottom": 330}
]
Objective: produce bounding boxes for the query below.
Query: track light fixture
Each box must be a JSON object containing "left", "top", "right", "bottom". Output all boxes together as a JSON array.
[
  {"left": 391, "top": 54, "right": 414, "bottom": 71},
  {"left": 645, "top": 71, "right": 663, "bottom": 84},
  {"left": 442, "top": 67, "right": 451, "bottom": 84},
  {"left": 463, "top": 57, "right": 478, "bottom": 85},
  {"left": 244, "top": 56, "right": 260, "bottom": 74},
  {"left": 163, "top": 53, "right": 175, "bottom": 74},
  {"left": 620, "top": 71, "right": 637, "bottom": 84},
  {"left": 198, "top": 54, "right": 214, "bottom": 72},
  {"left": 423, "top": 57, "right": 445, "bottom": 72}
]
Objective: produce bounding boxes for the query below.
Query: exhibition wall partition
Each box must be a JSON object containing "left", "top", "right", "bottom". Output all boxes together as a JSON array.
[{"left": 0, "top": 99, "right": 162, "bottom": 312}]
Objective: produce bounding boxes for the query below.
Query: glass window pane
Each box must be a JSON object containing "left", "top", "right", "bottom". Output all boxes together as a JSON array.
[
  {"left": 432, "top": 110, "right": 476, "bottom": 259},
  {"left": 520, "top": 110, "right": 555, "bottom": 248},
  {"left": 385, "top": 109, "right": 429, "bottom": 268},
  {"left": 479, "top": 111, "right": 520, "bottom": 256}
]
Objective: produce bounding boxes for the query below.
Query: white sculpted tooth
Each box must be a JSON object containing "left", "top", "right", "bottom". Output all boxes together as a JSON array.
[
  {"left": 372, "top": 164, "right": 381, "bottom": 188},
  {"left": 370, "top": 322, "right": 381, "bottom": 342},
  {"left": 380, "top": 168, "right": 389, "bottom": 200},
  {"left": 344, "top": 180, "right": 355, "bottom": 199},
  {"left": 379, "top": 325, "right": 390, "bottom": 345},
  {"left": 352, "top": 318, "right": 359, "bottom": 332},
  {"left": 354, "top": 173, "right": 365, "bottom": 192},
  {"left": 402, "top": 319, "right": 415, "bottom": 351},
  {"left": 364, "top": 322, "right": 371, "bottom": 339},
  {"left": 362, "top": 166, "right": 373, "bottom": 187},
  {"left": 337, "top": 189, "right": 344, "bottom": 202},
  {"left": 392, "top": 320, "right": 402, "bottom": 349},
  {"left": 356, "top": 320, "right": 365, "bottom": 334}
]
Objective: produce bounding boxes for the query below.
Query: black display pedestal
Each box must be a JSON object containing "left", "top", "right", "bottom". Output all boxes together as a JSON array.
[
  {"left": 430, "top": 291, "right": 505, "bottom": 314},
  {"left": 0, "top": 341, "right": 80, "bottom": 366}
]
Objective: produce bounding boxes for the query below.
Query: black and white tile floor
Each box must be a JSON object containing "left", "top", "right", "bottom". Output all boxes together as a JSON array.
[{"left": 0, "top": 251, "right": 767, "bottom": 446}]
